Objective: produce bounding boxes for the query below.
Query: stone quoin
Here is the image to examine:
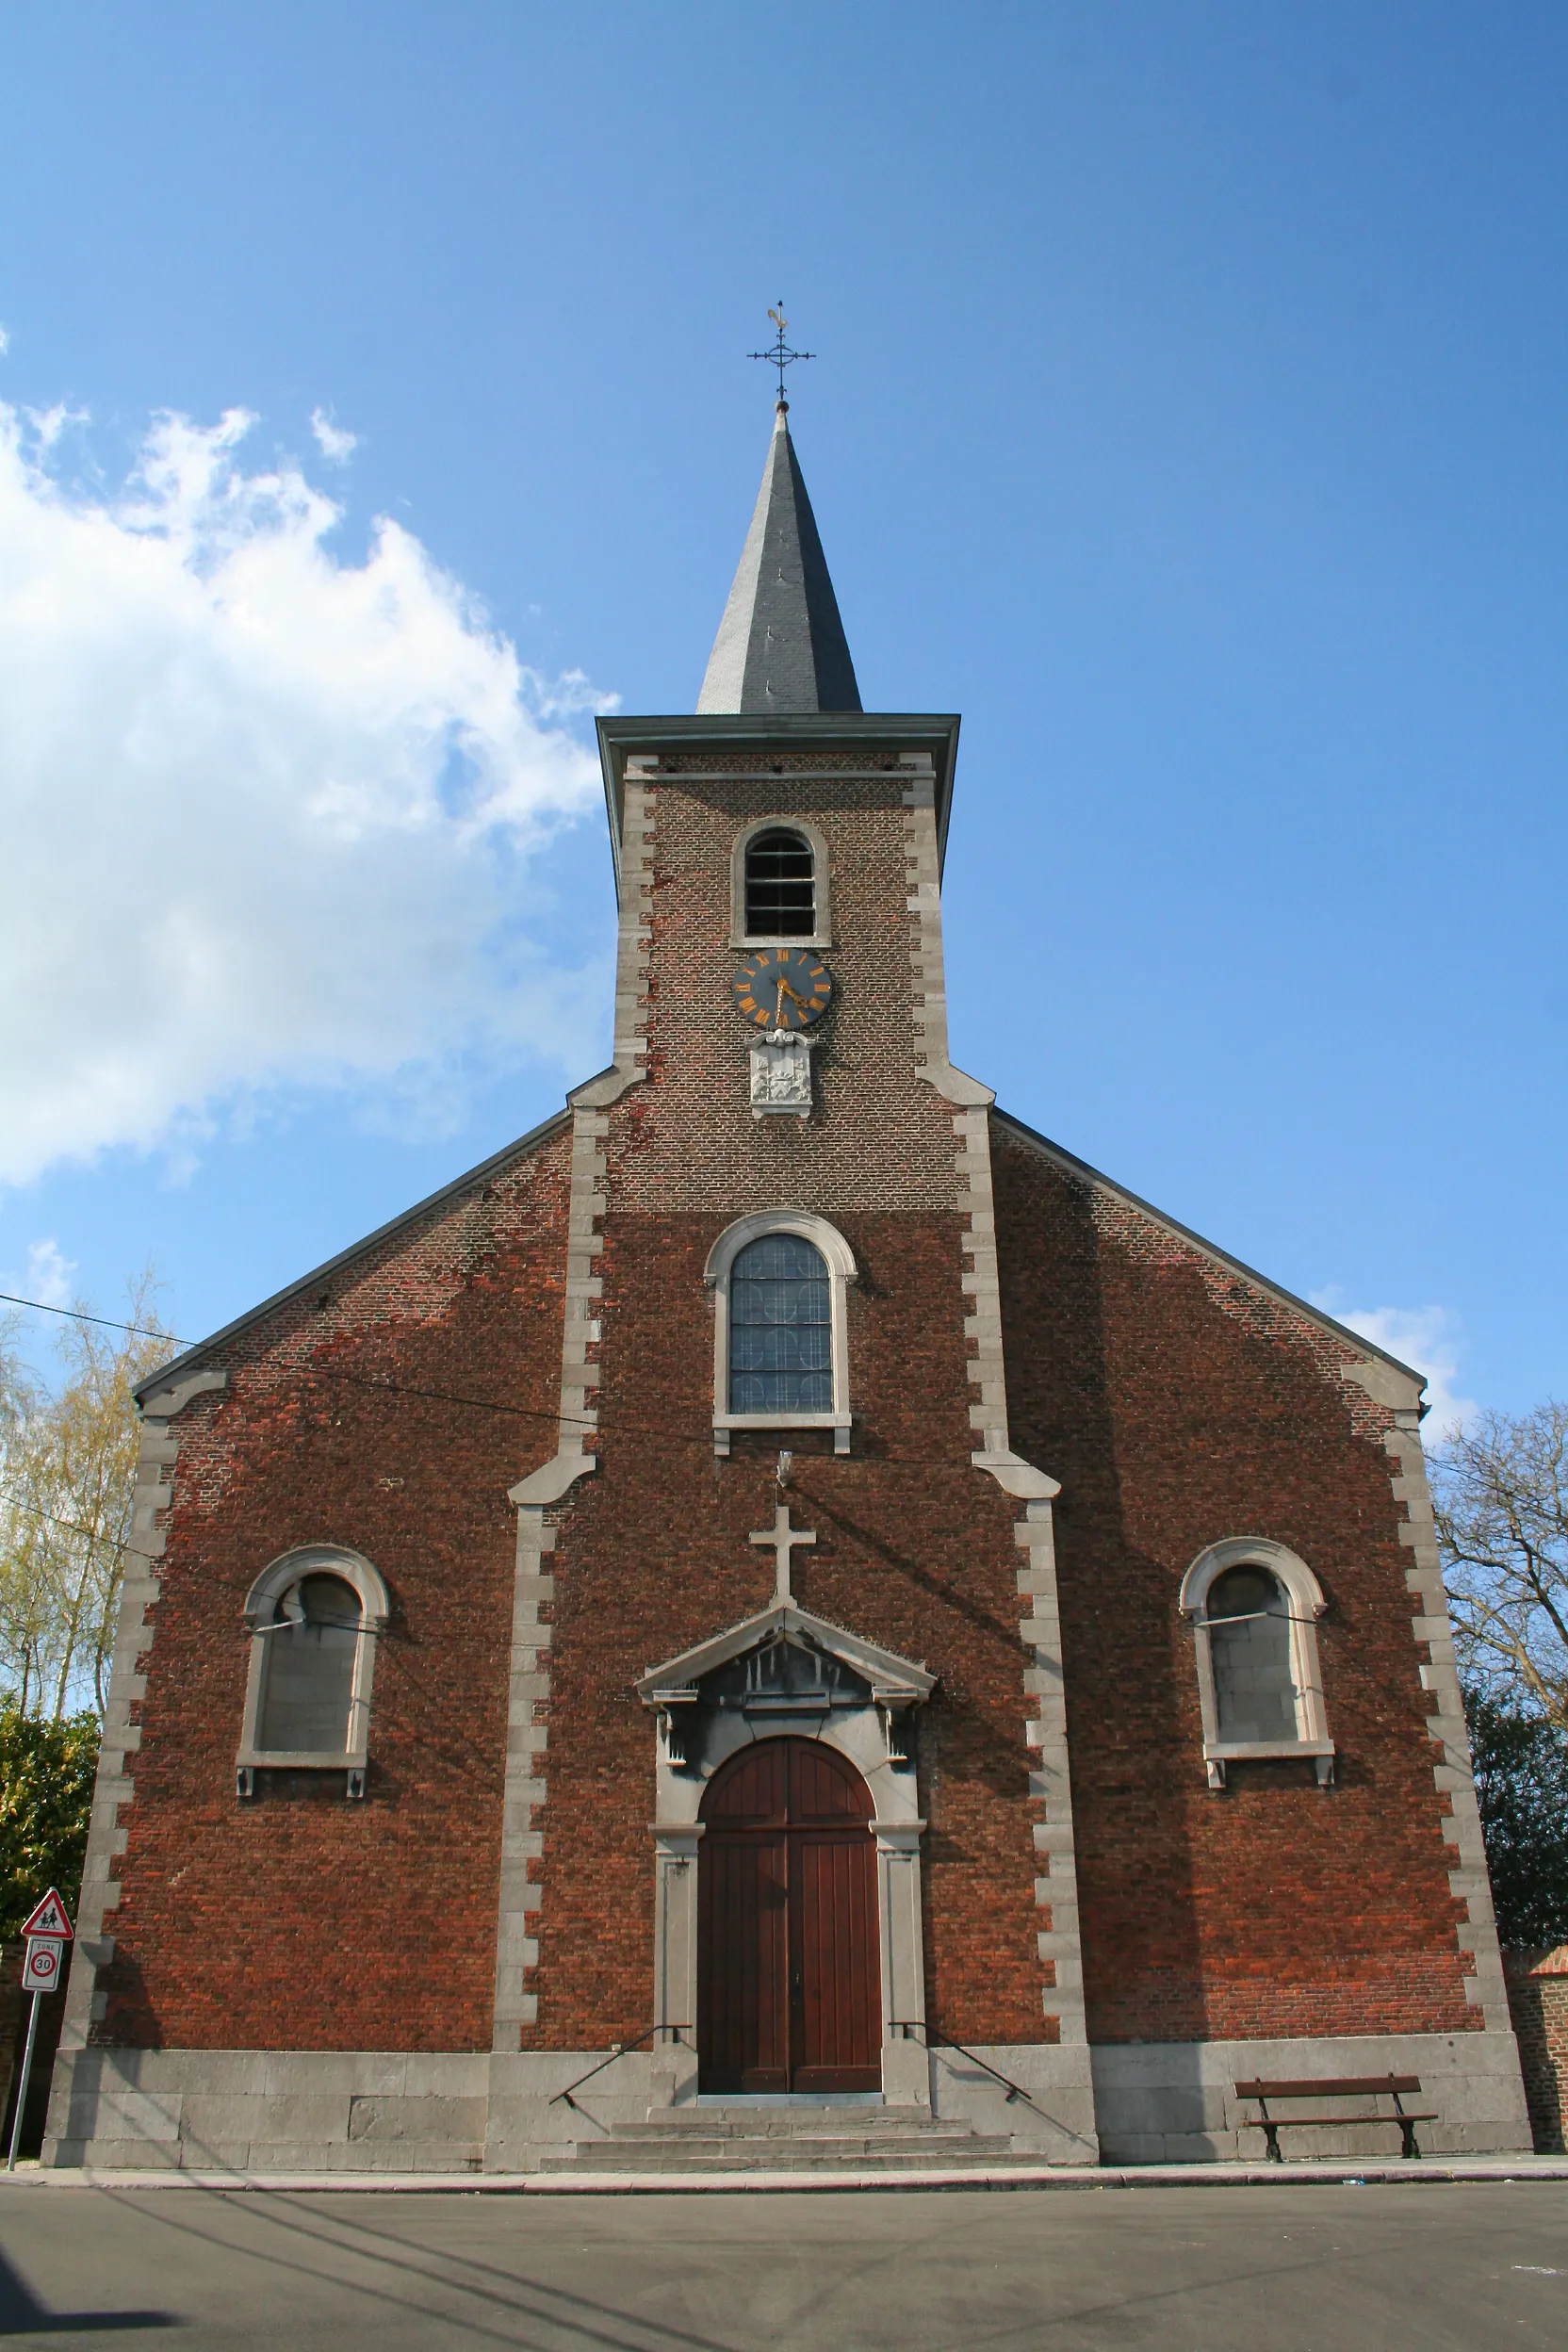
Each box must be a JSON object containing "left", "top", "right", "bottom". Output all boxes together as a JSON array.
[{"left": 45, "top": 393, "right": 1530, "bottom": 2174}]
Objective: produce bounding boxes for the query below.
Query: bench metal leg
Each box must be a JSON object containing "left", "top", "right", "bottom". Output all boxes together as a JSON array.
[
  {"left": 1399, "top": 2119, "right": 1420, "bottom": 2160},
  {"left": 1262, "top": 2121, "right": 1281, "bottom": 2163}
]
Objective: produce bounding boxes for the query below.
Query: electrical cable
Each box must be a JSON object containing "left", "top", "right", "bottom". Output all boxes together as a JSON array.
[
  {"left": 0, "top": 1289, "right": 796, "bottom": 1458},
  {"left": 0, "top": 1486, "right": 135, "bottom": 1555},
  {"left": 0, "top": 1292, "right": 178, "bottom": 1346}
]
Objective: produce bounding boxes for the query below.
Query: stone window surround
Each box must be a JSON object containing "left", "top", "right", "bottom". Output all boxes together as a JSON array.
[
  {"left": 728, "top": 813, "right": 833, "bottom": 949},
  {"left": 236, "top": 1544, "right": 390, "bottom": 1793},
  {"left": 1180, "top": 1537, "right": 1334, "bottom": 1789},
  {"left": 705, "top": 1210, "right": 857, "bottom": 1458},
  {"left": 639, "top": 1610, "right": 936, "bottom": 2109}
]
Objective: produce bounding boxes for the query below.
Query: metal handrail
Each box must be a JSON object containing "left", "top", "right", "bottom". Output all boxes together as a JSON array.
[
  {"left": 890, "top": 2019, "right": 1097, "bottom": 2148},
  {"left": 548, "top": 2025, "right": 691, "bottom": 2111}
]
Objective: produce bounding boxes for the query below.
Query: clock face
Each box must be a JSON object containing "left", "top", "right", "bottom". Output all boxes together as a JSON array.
[{"left": 733, "top": 945, "right": 834, "bottom": 1032}]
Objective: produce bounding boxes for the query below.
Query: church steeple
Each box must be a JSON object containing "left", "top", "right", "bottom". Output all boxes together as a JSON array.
[{"left": 696, "top": 402, "right": 862, "bottom": 716}]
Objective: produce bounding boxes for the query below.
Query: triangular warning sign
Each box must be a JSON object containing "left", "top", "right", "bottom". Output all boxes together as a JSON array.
[{"left": 21, "top": 1888, "right": 73, "bottom": 1940}]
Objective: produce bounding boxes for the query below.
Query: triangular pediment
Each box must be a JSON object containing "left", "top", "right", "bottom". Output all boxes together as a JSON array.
[{"left": 637, "top": 1601, "right": 934, "bottom": 1707}]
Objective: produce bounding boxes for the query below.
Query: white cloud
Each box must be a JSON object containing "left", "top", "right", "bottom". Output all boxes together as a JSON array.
[
  {"left": 20, "top": 1238, "right": 76, "bottom": 1310},
  {"left": 310, "top": 407, "right": 358, "bottom": 464},
  {"left": 24, "top": 402, "right": 89, "bottom": 453},
  {"left": 0, "top": 402, "right": 611, "bottom": 1187},
  {"left": 1312, "top": 1290, "right": 1480, "bottom": 1440}
]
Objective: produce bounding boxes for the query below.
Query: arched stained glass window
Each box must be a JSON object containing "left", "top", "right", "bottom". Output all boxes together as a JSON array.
[
  {"left": 1207, "top": 1565, "right": 1298, "bottom": 1744},
  {"left": 728, "top": 1233, "right": 832, "bottom": 1414},
  {"left": 744, "top": 828, "right": 815, "bottom": 937}
]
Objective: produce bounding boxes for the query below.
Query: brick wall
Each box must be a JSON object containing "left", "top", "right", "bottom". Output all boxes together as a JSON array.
[
  {"left": 992, "top": 1119, "right": 1476, "bottom": 2045},
  {"left": 1504, "top": 1947, "right": 1568, "bottom": 2151},
  {"left": 612, "top": 763, "right": 961, "bottom": 1212},
  {"left": 94, "top": 1126, "right": 573, "bottom": 2052}
]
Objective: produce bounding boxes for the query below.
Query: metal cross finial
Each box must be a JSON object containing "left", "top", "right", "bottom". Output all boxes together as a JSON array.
[
  {"left": 749, "top": 302, "right": 814, "bottom": 408},
  {"left": 749, "top": 1502, "right": 817, "bottom": 1605}
]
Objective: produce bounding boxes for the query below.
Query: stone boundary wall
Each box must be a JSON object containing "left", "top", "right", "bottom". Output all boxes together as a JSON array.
[{"left": 1503, "top": 1945, "right": 1568, "bottom": 2153}]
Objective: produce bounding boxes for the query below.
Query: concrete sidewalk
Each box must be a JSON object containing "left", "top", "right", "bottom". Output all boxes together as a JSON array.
[{"left": 8, "top": 2152, "right": 1568, "bottom": 2194}]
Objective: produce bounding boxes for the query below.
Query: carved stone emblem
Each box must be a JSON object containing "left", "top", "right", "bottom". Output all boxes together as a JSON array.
[{"left": 749, "top": 1030, "right": 813, "bottom": 1119}]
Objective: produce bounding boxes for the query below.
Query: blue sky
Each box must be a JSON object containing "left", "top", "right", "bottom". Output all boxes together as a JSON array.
[{"left": 1, "top": 2, "right": 1563, "bottom": 1429}]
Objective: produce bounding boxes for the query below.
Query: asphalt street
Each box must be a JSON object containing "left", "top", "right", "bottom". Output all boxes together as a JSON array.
[{"left": 0, "top": 2181, "right": 1565, "bottom": 2348}]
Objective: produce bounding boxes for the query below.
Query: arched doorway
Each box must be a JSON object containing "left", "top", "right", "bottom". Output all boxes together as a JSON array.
[{"left": 697, "top": 1736, "right": 881, "bottom": 2095}]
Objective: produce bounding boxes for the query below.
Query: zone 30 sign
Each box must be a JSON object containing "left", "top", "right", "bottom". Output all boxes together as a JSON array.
[{"left": 21, "top": 1941, "right": 62, "bottom": 1993}]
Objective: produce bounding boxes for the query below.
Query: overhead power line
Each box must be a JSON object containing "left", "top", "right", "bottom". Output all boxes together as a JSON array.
[
  {"left": 0, "top": 1485, "right": 134, "bottom": 1555},
  {"left": 0, "top": 1292, "right": 181, "bottom": 1346},
  {"left": 0, "top": 1289, "right": 717, "bottom": 1454},
  {"left": 0, "top": 1287, "right": 942, "bottom": 1469}
]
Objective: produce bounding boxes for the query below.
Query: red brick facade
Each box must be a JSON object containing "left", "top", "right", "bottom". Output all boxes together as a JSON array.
[{"left": 85, "top": 733, "right": 1482, "bottom": 2085}]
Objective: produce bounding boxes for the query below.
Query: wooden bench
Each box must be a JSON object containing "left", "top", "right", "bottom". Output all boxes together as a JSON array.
[{"left": 1234, "top": 2076, "right": 1439, "bottom": 2163}]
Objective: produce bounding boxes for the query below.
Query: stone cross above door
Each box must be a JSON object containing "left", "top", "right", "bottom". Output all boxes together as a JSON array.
[{"left": 749, "top": 1504, "right": 817, "bottom": 1603}]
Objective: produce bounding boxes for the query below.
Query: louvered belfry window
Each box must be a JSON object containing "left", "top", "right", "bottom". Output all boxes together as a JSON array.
[
  {"left": 744, "top": 828, "right": 815, "bottom": 936},
  {"left": 728, "top": 1233, "right": 832, "bottom": 1413}
]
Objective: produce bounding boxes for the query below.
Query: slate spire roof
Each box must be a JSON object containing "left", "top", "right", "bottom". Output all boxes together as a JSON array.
[{"left": 697, "top": 401, "right": 862, "bottom": 715}]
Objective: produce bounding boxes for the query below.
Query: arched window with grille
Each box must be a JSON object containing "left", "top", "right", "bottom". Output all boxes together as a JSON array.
[
  {"left": 706, "top": 1213, "right": 857, "bottom": 1456},
  {"left": 257, "top": 1573, "right": 362, "bottom": 1752},
  {"left": 1180, "top": 1539, "right": 1334, "bottom": 1788},
  {"left": 237, "top": 1544, "right": 390, "bottom": 1799},
  {"left": 730, "top": 818, "right": 831, "bottom": 946},
  {"left": 1206, "top": 1564, "right": 1297, "bottom": 1743}
]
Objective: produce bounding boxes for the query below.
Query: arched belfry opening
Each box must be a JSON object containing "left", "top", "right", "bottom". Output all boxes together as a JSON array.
[
  {"left": 743, "top": 826, "right": 815, "bottom": 936},
  {"left": 697, "top": 1736, "right": 880, "bottom": 2096}
]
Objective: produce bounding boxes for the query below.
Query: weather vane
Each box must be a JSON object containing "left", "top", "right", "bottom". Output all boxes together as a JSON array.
[{"left": 749, "top": 303, "right": 814, "bottom": 407}]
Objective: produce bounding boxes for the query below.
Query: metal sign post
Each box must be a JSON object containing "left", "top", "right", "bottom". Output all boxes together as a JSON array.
[{"left": 7, "top": 1890, "right": 74, "bottom": 2171}]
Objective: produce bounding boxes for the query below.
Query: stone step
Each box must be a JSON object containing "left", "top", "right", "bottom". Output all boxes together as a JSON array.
[
  {"left": 540, "top": 2145, "right": 1029, "bottom": 2173},
  {"left": 611, "top": 2107, "right": 968, "bottom": 2140},
  {"left": 588, "top": 2136, "right": 992, "bottom": 2158},
  {"left": 539, "top": 2137, "right": 1029, "bottom": 2174}
]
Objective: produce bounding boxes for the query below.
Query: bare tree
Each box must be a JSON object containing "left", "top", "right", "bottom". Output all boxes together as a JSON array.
[
  {"left": 0, "top": 1276, "right": 173, "bottom": 1721},
  {"left": 1431, "top": 1403, "right": 1568, "bottom": 1733}
]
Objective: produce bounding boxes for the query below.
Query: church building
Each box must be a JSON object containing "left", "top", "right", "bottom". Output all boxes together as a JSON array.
[{"left": 47, "top": 395, "right": 1530, "bottom": 2174}]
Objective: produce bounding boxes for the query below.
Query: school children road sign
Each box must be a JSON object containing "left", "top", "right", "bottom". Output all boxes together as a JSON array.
[
  {"left": 22, "top": 1940, "right": 64, "bottom": 1993},
  {"left": 19, "top": 1890, "right": 73, "bottom": 1941}
]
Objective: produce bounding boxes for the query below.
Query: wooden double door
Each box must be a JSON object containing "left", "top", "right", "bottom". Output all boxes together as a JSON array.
[{"left": 697, "top": 1736, "right": 882, "bottom": 2095}]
